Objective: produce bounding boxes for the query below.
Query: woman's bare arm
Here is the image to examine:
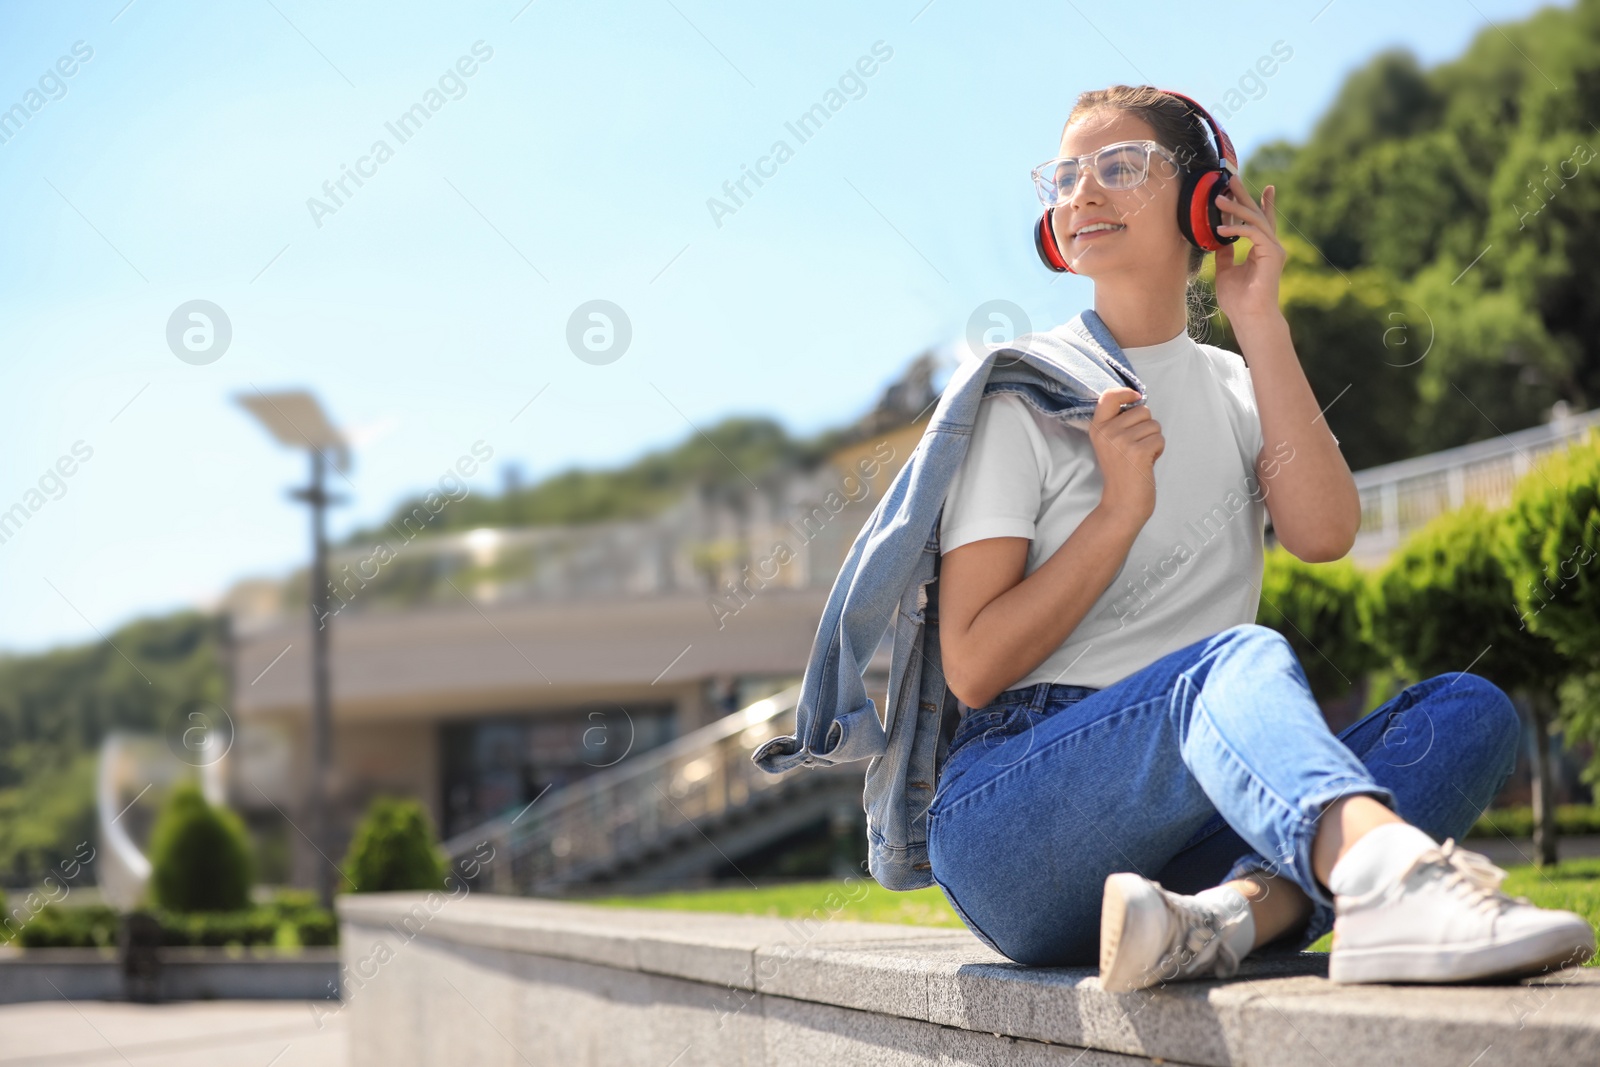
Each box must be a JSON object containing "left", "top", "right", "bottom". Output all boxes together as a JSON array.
[
  {"left": 939, "top": 507, "right": 1143, "bottom": 708},
  {"left": 1208, "top": 179, "right": 1358, "bottom": 562}
]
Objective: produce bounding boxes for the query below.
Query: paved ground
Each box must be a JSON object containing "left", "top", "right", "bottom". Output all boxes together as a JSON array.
[{"left": 0, "top": 1000, "right": 345, "bottom": 1066}]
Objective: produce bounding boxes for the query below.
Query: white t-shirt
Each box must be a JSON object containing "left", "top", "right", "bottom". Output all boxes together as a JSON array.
[{"left": 938, "top": 324, "right": 1266, "bottom": 692}]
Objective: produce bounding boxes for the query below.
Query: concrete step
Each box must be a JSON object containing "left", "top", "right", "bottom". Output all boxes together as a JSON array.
[{"left": 336, "top": 891, "right": 1600, "bottom": 1066}]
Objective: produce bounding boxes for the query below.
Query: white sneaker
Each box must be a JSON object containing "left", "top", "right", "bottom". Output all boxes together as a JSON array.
[
  {"left": 1098, "top": 873, "right": 1246, "bottom": 993},
  {"left": 1327, "top": 837, "right": 1597, "bottom": 983}
]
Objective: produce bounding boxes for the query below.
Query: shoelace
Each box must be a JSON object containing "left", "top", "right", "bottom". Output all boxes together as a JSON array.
[
  {"left": 1406, "top": 837, "right": 1531, "bottom": 918},
  {"left": 1148, "top": 888, "right": 1242, "bottom": 984}
]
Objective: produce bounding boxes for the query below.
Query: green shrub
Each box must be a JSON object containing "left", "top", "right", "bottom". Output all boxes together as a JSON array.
[
  {"left": 1256, "top": 548, "right": 1379, "bottom": 702},
  {"left": 1471, "top": 805, "right": 1600, "bottom": 839},
  {"left": 13, "top": 903, "right": 118, "bottom": 948},
  {"left": 1497, "top": 427, "right": 1600, "bottom": 669},
  {"left": 1371, "top": 500, "right": 1567, "bottom": 693},
  {"left": 1497, "top": 427, "right": 1600, "bottom": 790},
  {"left": 257, "top": 887, "right": 338, "bottom": 947},
  {"left": 147, "top": 782, "right": 254, "bottom": 912},
  {"left": 283, "top": 907, "right": 337, "bottom": 947},
  {"left": 342, "top": 796, "right": 447, "bottom": 893},
  {"left": 8, "top": 894, "right": 335, "bottom": 949},
  {"left": 154, "top": 892, "right": 336, "bottom": 948}
]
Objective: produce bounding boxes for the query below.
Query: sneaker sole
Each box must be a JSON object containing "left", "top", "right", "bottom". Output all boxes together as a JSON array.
[
  {"left": 1099, "top": 873, "right": 1171, "bottom": 993},
  {"left": 1328, "top": 921, "right": 1596, "bottom": 984}
]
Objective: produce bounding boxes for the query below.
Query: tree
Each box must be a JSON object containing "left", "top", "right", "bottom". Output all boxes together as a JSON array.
[
  {"left": 1497, "top": 425, "right": 1600, "bottom": 862},
  {"left": 1205, "top": 236, "right": 1421, "bottom": 472},
  {"left": 1401, "top": 264, "right": 1572, "bottom": 453},
  {"left": 1255, "top": 4, "right": 1600, "bottom": 431},
  {"left": 0, "top": 611, "right": 226, "bottom": 884},
  {"left": 1291, "top": 49, "right": 1449, "bottom": 273},
  {"left": 342, "top": 797, "right": 447, "bottom": 893},
  {"left": 147, "top": 781, "right": 254, "bottom": 912},
  {"left": 1370, "top": 501, "right": 1568, "bottom": 864}
]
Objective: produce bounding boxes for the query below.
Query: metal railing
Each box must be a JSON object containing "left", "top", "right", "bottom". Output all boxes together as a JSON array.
[
  {"left": 441, "top": 682, "right": 809, "bottom": 894},
  {"left": 1348, "top": 407, "right": 1600, "bottom": 565}
]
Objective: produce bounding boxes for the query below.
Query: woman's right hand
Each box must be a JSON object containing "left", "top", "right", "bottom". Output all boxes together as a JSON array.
[{"left": 1088, "top": 387, "right": 1163, "bottom": 526}]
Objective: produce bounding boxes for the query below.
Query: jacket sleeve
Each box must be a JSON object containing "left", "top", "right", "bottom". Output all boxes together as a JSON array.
[{"left": 751, "top": 476, "right": 894, "bottom": 775}]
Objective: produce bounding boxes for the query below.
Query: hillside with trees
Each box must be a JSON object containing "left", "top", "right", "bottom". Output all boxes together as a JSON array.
[{"left": 1213, "top": 3, "right": 1600, "bottom": 470}]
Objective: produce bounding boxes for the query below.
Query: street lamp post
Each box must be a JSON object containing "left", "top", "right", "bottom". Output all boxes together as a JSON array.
[{"left": 237, "top": 391, "right": 350, "bottom": 910}]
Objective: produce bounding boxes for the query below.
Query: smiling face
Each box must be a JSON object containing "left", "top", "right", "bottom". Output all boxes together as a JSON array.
[{"left": 1051, "top": 109, "right": 1192, "bottom": 283}]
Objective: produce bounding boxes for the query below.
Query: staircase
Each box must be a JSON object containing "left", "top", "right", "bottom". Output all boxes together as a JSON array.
[{"left": 439, "top": 683, "right": 865, "bottom": 896}]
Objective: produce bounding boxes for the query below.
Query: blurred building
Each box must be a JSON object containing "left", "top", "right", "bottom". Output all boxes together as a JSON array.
[{"left": 222, "top": 353, "right": 942, "bottom": 886}]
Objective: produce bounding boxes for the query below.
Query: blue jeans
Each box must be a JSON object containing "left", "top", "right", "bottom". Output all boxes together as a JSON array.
[{"left": 926, "top": 623, "right": 1521, "bottom": 967}]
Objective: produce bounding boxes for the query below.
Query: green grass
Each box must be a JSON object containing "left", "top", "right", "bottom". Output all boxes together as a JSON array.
[
  {"left": 582, "top": 878, "right": 967, "bottom": 929},
  {"left": 582, "top": 859, "right": 1600, "bottom": 966}
]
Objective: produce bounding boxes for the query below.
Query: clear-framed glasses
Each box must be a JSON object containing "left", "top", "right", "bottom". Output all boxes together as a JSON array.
[{"left": 1031, "top": 140, "right": 1183, "bottom": 208}]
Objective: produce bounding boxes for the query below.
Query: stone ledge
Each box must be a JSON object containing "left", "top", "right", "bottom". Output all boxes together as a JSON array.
[
  {"left": 336, "top": 892, "right": 1600, "bottom": 1067},
  {"left": 0, "top": 946, "right": 340, "bottom": 1004}
]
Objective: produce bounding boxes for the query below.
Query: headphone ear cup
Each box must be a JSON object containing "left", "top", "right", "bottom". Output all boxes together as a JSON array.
[
  {"left": 1175, "top": 168, "right": 1204, "bottom": 248},
  {"left": 1177, "top": 169, "right": 1240, "bottom": 252},
  {"left": 1035, "top": 209, "right": 1073, "bottom": 273}
]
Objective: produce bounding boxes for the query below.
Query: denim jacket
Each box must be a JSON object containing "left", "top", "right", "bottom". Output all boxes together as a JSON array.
[{"left": 750, "top": 308, "right": 1147, "bottom": 890}]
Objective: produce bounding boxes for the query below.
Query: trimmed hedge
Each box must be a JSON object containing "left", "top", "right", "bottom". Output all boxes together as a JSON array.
[
  {"left": 1470, "top": 805, "right": 1600, "bottom": 840},
  {"left": 5, "top": 891, "right": 335, "bottom": 949},
  {"left": 1256, "top": 548, "right": 1380, "bottom": 703},
  {"left": 11, "top": 903, "right": 119, "bottom": 948}
]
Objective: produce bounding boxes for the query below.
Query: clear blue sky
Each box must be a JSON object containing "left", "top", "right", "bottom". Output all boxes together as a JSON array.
[{"left": 0, "top": 0, "right": 1565, "bottom": 654}]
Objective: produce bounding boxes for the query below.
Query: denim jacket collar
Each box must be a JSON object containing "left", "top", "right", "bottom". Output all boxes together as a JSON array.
[{"left": 750, "top": 308, "right": 1145, "bottom": 890}]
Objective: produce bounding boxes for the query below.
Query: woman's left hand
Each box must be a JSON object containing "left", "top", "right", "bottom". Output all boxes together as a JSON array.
[{"left": 1212, "top": 175, "right": 1285, "bottom": 327}]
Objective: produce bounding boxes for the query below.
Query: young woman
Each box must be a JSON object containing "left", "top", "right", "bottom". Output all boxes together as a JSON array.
[{"left": 929, "top": 84, "right": 1595, "bottom": 988}]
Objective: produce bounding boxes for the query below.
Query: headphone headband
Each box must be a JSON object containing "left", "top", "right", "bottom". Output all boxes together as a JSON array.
[{"left": 1155, "top": 88, "right": 1238, "bottom": 176}]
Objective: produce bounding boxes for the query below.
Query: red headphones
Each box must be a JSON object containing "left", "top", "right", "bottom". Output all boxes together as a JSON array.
[{"left": 1034, "top": 89, "right": 1240, "bottom": 274}]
